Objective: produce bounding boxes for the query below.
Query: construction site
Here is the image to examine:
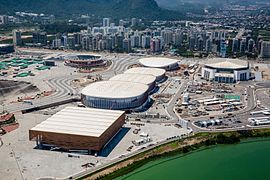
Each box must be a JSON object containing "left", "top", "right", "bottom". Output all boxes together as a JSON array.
[
  {"left": 0, "top": 50, "right": 193, "bottom": 179},
  {"left": 1, "top": 48, "right": 267, "bottom": 179},
  {"left": 175, "top": 81, "right": 246, "bottom": 119}
]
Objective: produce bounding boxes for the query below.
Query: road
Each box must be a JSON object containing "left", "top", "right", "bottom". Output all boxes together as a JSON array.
[
  {"left": 4, "top": 75, "right": 79, "bottom": 112},
  {"left": 95, "top": 55, "right": 140, "bottom": 80},
  {"left": 187, "top": 80, "right": 270, "bottom": 133},
  {"left": 3, "top": 54, "right": 141, "bottom": 113},
  {"left": 166, "top": 79, "right": 188, "bottom": 121},
  {"left": 63, "top": 133, "right": 191, "bottom": 180},
  {"left": 64, "top": 79, "right": 270, "bottom": 180},
  {"left": 52, "top": 77, "right": 270, "bottom": 180},
  {"left": 255, "top": 81, "right": 270, "bottom": 88},
  {"left": 3, "top": 51, "right": 270, "bottom": 179}
]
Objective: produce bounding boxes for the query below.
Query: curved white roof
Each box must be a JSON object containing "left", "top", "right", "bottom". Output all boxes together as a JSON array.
[
  {"left": 139, "top": 57, "right": 179, "bottom": 68},
  {"left": 81, "top": 81, "right": 148, "bottom": 99},
  {"left": 205, "top": 58, "right": 248, "bottom": 69},
  {"left": 124, "top": 67, "right": 165, "bottom": 78},
  {"left": 109, "top": 73, "right": 156, "bottom": 85}
]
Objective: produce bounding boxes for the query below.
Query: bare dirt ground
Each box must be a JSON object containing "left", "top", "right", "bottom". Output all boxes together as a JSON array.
[{"left": 0, "top": 80, "right": 39, "bottom": 103}]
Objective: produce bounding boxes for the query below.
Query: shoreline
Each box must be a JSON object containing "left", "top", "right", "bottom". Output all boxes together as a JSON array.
[
  {"left": 120, "top": 137, "right": 270, "bottom": 180},
  {"left": 79, "top": 128, "right": 270, "bottom": 180}
]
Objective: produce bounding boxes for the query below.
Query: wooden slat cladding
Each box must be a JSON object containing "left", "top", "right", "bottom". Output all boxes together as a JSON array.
[{"left": 29, "top": 113, "right": 125, "bottom": 151}]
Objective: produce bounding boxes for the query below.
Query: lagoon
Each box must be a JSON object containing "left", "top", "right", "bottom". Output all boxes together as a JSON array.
[{"left": 118, "top": 139, "right": 270, "bottom": 180}]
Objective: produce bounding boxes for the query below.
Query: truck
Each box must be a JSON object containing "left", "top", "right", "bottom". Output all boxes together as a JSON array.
[{"left": 23, "top": 100, "right": 33, "bottom": 105}]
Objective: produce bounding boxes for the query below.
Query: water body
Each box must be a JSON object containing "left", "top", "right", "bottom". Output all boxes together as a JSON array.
[{"left": 118, "top": 139, "right": 270, "bottom": 180}]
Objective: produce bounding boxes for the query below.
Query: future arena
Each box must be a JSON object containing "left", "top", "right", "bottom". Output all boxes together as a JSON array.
[
  {"left": 109, "top": 73, "right": 156, "bottom": 93},
  {"left": 64, "top": 54, "right": 106, "bottom": 69},
  {"left": 139, "top": 57, "right": 179, "bottom": 70},
  {"left": 124, "top": 67, "right": 166, "bottom": 82},
  {"left": 29, "top": 107, "right": 125, "bottom": 153},
  {"left": 81, "top": 81, "right": 149, "bottom": 110},
  {"left": 201, "top": 58, "right": 250, "bottom": 83}
]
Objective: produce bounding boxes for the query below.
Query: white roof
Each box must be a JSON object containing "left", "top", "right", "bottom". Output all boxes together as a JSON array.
[
  {"left": 0, "top": 44, "right": 13, "bottom": 47},
  {"left": 109, "top": 73, "right": 156, "bottom": 85},
  {"left": 139, "top": 57, "right": 179, "bottom": 68},
  {"left": 30, "top": 107, "right": 125, "bottom": 137},
  {"left": 124, "top": 67, "right": 165, "bottom": 78},
  {"left": 205, "top": 58, "right": 248, "bottom": 69},
  {"left": 81, "top": 81, "right": 149, "bottom": 99}
]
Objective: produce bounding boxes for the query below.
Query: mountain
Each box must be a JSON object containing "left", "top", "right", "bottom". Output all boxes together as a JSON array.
[
  {"left": 0, "top": 0, "right": 109, "bottom": 15},
  {"left": 156, "top": 0, "right": 269, "bottom": 11},
  {"left": 110, "top": 0, "right": 179, "bottom": 19},
  {"left": 0, "top": 0, "right": 183, "bottom": 20},
  {"left": 155, "top": 0, "right": 224, "bottom": 12}
]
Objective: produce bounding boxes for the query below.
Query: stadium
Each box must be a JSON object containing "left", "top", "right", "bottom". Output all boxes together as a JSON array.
[
  {"left": 124, "top": 67, "right": 166, "bottom": 82},
  {"left": 29, "top": 107, "right": 125, "bottom": 153},
  {"left": 139, "top": 57, "right": 179, "bottom": 70},
  {"left": 201, "top": 58, "right": 250, "bottom": 83},
  {"left": 81, "top": 81, "right": 149, "bottom": 110},
  {"left": 109, "top": 73, "right": 156, "bottom": 93},
  {"left": 64, "top": 54, "right": 106, "bottom": 69}
]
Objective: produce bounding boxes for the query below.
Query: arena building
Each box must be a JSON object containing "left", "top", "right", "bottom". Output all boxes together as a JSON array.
[
  {"left": 124, "top": 67, "right": 166, "bottom": 82},
  {"left": 64, "top": 54, "right": 106, "bottom": 69},
  {"left": 29, "top": 107, "right": 125, "bottom": 153},
  {"left": 0, "top": 44, "right": 14, "bottom": 55},
  {"left": 201, "top": 58, "right": 250, "bottom": 83},
  {"left": 81, "top": 81, "right": 149, "bottom": 110},
  {"left": 139, "top": 57, "right": 179, "bottom": 70},
  {"left": 109, "top": 73, "right": 156, "bottom": 93}
]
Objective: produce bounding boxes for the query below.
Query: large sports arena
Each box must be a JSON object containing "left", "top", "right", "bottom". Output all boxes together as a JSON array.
[
  {"left": 29, "top": 107, "right": 125, "bottom": 153},
  {"left": 64, "top": 54, "right": 106, "bottom": 69},
  {"left": 139, "top": 57, "right": 179, "bottom": 70},
  {"left": 109, "top": 73, "right": 156, "bottom": 93},
  {"left": 124, "top": 67, "right": 166, "bottom": 82},
  {"left": 201, "top": 58, "right": 250, "bottom": 83},
  {"left": 81, "top": 81, "right": 149, "bottom": 110}
]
